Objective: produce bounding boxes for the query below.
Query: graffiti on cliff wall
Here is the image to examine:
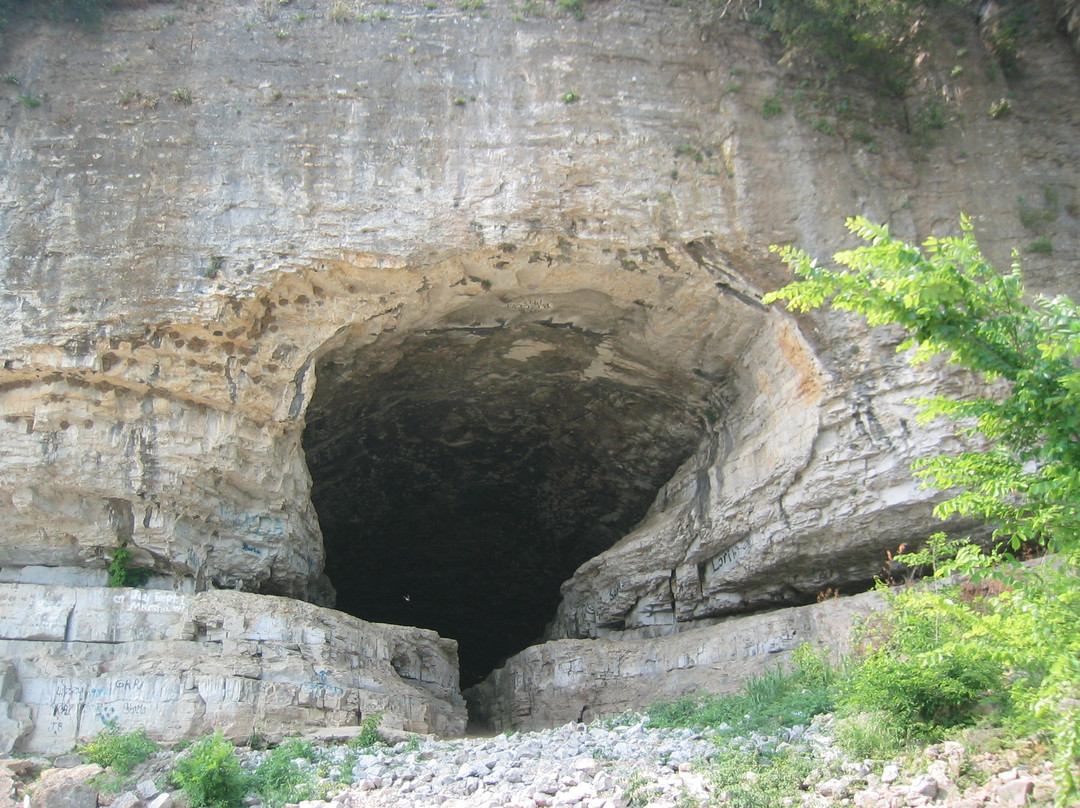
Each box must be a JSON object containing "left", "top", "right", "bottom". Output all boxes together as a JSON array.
[{"left": 219, "top": 504, "right": 285, "bottom": 539}]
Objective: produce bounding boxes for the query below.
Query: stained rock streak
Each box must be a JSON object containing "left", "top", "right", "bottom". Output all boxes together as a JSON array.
[{"left": 302, "top": 319, "right": 709, "bottom": 685}]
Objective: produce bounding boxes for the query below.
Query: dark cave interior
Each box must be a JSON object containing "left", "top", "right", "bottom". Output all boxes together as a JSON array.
[{"left": 301, "top": 322, "right": 708, "bottom": 687}]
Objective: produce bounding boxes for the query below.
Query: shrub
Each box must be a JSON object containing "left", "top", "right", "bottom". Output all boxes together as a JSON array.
[
  {"left": 0, "top": 0, "right": 109, "bottom": 30},
  {"left": 761, "top": 91, "right": 783, "bottom": 120},
  {"left": 1027, "top": 236, "right": 1053, "bottom": 254},
  {"left": 841, "top": 589, "right": 1004, "bottom": 737},
  {"left": 832, "top": 711, "right": 907, "bottom": 759},
  {"left": 349, "top": 712, "right": 383, "bottom": 749},
  {"left": 989, "top": 98, "right": 1012, "bottom": 119},
  {"left": 556, "top": 0, "right": 584, "bottom": 20},
  {"left": 78, "top": 722, "right": 158, "bottom": 774},
  {"left": 107, "top": 542, "right": 150, "bottom": 588},
  {"left": 983, "top": 8, "right": 1026, "bottom": 77},
  {"left": 647, "top": 643, "right": 834, "bottom": 733},
  {"left": 706, "top": 748, "right": 816, "bottom": 808},
  {"left": 765, "top": 0, "right": 924, "bottom": 98},
  {"left": 765, "top": 217, "right": 1080, "bottom": 804},
  {"left": 329, "top": 2, "right": 353, "bottom": 22},
  {"left": 173, "top": 731, "right": 251, "bottom": 808},
  {"left": 254, "top": 737, "right": 327, "bottom": 808}
]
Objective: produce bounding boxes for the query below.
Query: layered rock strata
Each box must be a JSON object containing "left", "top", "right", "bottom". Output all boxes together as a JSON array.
[
  {"left": 468, "top": 590, "right": 884, "bottom": 732},
  {"left": 0, "top": 583, "right": 466, "bottom": 755},
  {"left": 0, "top": 0, "right": 1077, "bottom": 738}
]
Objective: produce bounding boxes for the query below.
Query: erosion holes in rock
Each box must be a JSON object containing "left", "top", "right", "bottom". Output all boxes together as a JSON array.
[{"left": 302, "top": 318, "right": 713, "bottom": 686}]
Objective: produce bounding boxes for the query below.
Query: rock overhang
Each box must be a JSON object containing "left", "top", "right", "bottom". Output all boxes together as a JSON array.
[
  {"left": 1, "top": 0, "right": 1076, "bottom": 734},
  {"left": 298, "top": 248, "right": 778, "bottom": 683}
]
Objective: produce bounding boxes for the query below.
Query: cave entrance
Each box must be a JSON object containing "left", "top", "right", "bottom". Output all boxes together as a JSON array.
[{"left": 301, "top": 317, "right": 711, "bottom": 687}]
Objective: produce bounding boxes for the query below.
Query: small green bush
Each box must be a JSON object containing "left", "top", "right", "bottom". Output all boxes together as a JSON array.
[
  {"left": 329, "top": 2, "right": 354, "bottom": 22},
  {"left": 0, "top": 0, "right": 109, "bottom": 30},
  {"left": 556, "top": 0, "right": 585, "bottom": 20},
  {"left": 983, "top": 9, "right": 1025, "bottom": 77},
  {"left": 706, "top": 748, "right": 816, "bottom": 808},
  {"left": 78, "top": 722, "right": 158, "bottom": 775},
  {"left": 173, "top": 731, "right": 251, "bottom": 808},
  {"left": 1027, "top": 236, "right": 1053, "bottom": 254},
  {"left": 349, "top": 712, "right": 383, "bottom": 749},
  {"left": 766, "top": 0, "right": 922, "bottom": 98},
  {"left": 761, "top": 91, "right": 783, "bottom": 120},
  {"left": 832, "top": 711, "right": 907, "bottom": 759},
  {"left": 107, "top": 542, "right": 151, "bottom": 588},
  {"left": 841, "top": 590, "right": 1004, "bottom": 739},
  {"left": 989, "top": 98, "right": 1012, "bottom": 119},
  {"left": 254, "top": 737, "right": 327, "bottom": 808},
  {"left": 647, "top": 644, "right": 834, "bottom": 733}
]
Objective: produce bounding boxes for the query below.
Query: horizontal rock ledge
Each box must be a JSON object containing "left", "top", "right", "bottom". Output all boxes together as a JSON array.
[
  {"left": 467, "top": 590, "right": 885, "bottom": 732},
  {"left": 0, "top": 583, "right": 466, "bottom": 755}
]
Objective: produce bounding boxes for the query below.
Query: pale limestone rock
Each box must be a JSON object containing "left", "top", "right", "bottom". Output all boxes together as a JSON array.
[
  {"left": 109, "top": 794, "right": 142, "bottom": 808},
  {"left": 0, "top": 662, "right": 33, "bottom": 754},
  {"left": 27, "top": 765, "right": 102, "bottom": 808},
  {"left": 134, "top": 782, "right": 158, "bottom": 801},
  {"left": 0, "top": 0, "right": 1077, "bottom": 744},
  {"left": 995, "top": 778, "right": 1034, "bottom": 806},
  {"left": 0, "top": 584, "right": 465, "bottom": 754},
  {"left": 907, "top": 774, "right": 939, "bottom": 801},
  {"left": 0, "top": 0, "right": 1076, "bottom": 625},
  {"left": 467, "top": 591, "right": 884, "bottom": 731}
]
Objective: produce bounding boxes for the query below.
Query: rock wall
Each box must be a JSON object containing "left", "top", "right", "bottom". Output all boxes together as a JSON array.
[
  {"left": 469, "top": 590, "right": 885, "bottom": 732},
  {"left": 0, "top": 583, "right": 466, "bottom": 754},
  {"left": 0, "top": 0, "right": 1078, "bottom": 738},
  {"left": 0, "top": 0, "right": 1074, "bottom": 621}
]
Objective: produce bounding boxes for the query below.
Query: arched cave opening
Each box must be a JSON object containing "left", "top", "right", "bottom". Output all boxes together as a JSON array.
[{"left": 301, "top": 320, "right": 711, "bottom": 687}]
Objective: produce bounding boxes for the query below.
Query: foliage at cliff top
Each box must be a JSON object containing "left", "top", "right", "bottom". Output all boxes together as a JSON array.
[{"left": 0, "top": 0, "right": 109, "bottom": 30}]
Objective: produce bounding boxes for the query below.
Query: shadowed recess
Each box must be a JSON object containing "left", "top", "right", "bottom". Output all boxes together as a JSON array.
[{"left": 302, "top": 321, "right": 710, "bottom": 686}]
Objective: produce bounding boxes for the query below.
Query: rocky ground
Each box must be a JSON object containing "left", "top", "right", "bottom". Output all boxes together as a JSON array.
[{"left": 0, "top": 714, "right": 1061, "bottom": 808}]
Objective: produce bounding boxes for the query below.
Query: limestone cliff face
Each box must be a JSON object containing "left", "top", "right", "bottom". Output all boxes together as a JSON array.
[
  {"left": 468, "top": 591, "right": 885, "bottom": 732},
  {"left": 0, "top": 0, "right": 1078, "bottom": 704},
  {"left": 0, "top": 583, "right": 465, "bottom": 754}
]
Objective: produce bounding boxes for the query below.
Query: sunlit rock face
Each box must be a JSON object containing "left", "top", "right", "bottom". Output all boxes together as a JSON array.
[
  {"left": 0, "top": 0, "right": 1078, "bottom": 722},
  {"left": 304, "top": 275, "right": 727, "bottom": 684}
]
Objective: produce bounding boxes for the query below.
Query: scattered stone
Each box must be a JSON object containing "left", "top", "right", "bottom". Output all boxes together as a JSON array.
[
  {"left": 134, "top": 782, "right": 158, "bottom": 801},
  {"left": 906, "top": 773, "right": 939, "bottom": 804},
  {"left": 995, "top": 778, "right": 1034, "bottom": 806},
  {"left": 109, "top": 794, "right": 142, "bottom": 808},
  {"left": 27, "top": 764, "right": 102, "bottom": 808},
  {"left": 144, "top": 795, "right": 172, "bottom": 808},
  {"left": 882, "top": 764, "right": 901, "bottom": 784}
]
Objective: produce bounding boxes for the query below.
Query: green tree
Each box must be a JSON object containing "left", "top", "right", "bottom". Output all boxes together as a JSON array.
[
  {"left": 173, "top": 732, "right": 251, "bottom": 808},
  {"left": 765, "top": 215, "right": 1080, "bottom": 554},
  {"left": 763, "top": 215, "right": 1080, "bottom": 804}
]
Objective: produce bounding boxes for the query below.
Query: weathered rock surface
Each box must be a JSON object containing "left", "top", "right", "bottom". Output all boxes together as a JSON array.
[
  {"left": 13, "top": 713, "right": 1061, "bottom": 808},
  {"left": 26, "top": 764, "right": 103, "bottom": 808},
  {"left": 0, "top": 0, "right": 1078, "bottom": 737},
  {"left": 467, "top": 590, "right": 884, "bottom": 731},
  {"left": 0, "top": 583, "right": 465, "bottom": 754}
]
